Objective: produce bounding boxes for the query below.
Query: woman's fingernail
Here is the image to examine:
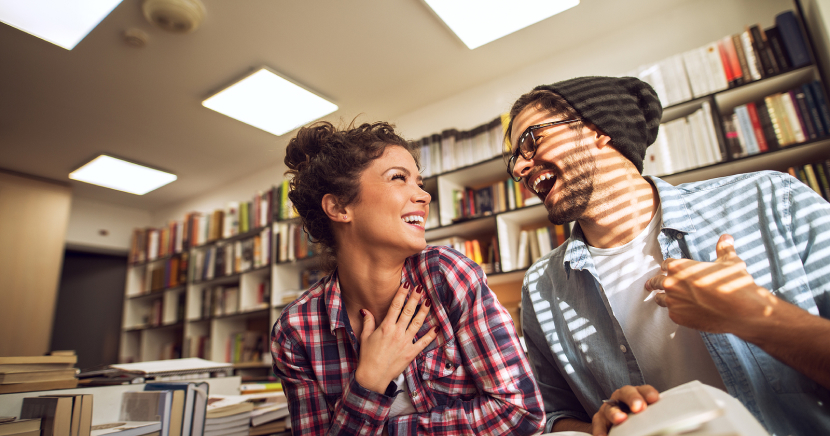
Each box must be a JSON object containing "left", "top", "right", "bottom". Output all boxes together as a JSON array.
[
  {"left": 425, "top": 297, "right": 431, "bottom": 307},
  {"left": 360, "top": 309, "right": 367, "bottom": 317},
  {"left": 415, "top": 285, "right": 422, "bottom": 294},
  {"left": 403, "top": 281, "right": 410, "bottom": 289}
]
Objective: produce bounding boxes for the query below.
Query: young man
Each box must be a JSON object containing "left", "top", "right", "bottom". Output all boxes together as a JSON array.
[{"left": 508, "top": 76, "right": 830, "bottom": 436}]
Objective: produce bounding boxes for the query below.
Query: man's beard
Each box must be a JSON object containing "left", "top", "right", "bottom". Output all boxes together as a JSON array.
[{"left": 546, "top": 150, "right": 596, "bottom": 225}]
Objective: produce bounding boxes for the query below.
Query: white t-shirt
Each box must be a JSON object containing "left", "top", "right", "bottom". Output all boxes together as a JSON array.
[
  {"left": 388, "top": 372, "right": 416, "bottom": 417},
  {"left": 586, "top": 205, "right": 727, "bottom": 392}
]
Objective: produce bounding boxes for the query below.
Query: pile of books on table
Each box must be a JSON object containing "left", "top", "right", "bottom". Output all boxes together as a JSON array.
[
  {"left": 0, "top": 353, "right": 78, "bottom": 394},
  {"left": 204, "top": 391, "right": 290, "bottom": 436}
]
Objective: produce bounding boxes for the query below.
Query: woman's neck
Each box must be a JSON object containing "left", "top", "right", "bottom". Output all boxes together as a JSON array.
[{"left": 336, "top": 246, "right": 407, "bottom": 323}]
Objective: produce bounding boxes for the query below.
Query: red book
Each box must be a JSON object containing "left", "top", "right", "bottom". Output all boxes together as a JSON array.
[
  {"left": 721, "top": 35, "right": 743, "bottom": 85},
  {"left": 717, "top": 39, "right": 735, "bottom": 85},
  {"left": 745, "top": 102, "right": 769, "bottom": 152}
]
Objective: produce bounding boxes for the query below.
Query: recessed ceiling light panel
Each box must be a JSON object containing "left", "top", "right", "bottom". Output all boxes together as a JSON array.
[
  {"left": 423, "top": 0, "right": 579, "bottom": 49},
  {"left": 202, "top": 68, "right": 339, "bottom": 136},
  {"left": 69, "top": 155, "right": 177, "bottom": 195},
  {"left": 0, "top": 0, "right": 124, "bottom": 50}
]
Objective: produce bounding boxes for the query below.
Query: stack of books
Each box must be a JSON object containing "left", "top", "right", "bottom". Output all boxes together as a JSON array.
[
  {"left": 246, "top": 392, "right": 289, "bottom": 436},
  {"left": 204, "top": 396, "right": 254, "bottom": 436},
  {"left": 0, "top": 418, "right": 41, "bottom": 436},
  {"left": 21, "top": 394, "right": 92, "bottom": 436},
  {"left": 0, "top": 354, "right": 78, "bottom": 394}
]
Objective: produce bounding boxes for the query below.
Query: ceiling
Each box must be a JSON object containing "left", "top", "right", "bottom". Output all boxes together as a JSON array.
[{"left": 0, "top": 0, "right": 685, "bottom": 211}]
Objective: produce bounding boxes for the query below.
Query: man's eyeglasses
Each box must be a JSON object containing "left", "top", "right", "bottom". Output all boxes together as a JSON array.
[{"left": 506, "top": 118, "right": 581, "bottom": 182}]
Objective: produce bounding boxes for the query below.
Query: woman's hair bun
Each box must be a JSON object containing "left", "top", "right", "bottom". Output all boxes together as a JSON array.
[{"left": 284, "top": 121, "right": 338, "bottom": 171}]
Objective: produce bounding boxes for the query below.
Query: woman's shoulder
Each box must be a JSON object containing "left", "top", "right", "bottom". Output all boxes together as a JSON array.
[{"left": 273, "top": 273, "right": 334, "bottom": 335}]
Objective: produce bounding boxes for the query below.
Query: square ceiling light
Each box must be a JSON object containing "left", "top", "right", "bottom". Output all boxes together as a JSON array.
[
  {"left": 202, "top": 67, "right": 339, "bottom": 136},
  {"left": 69, "top": 155, "right": 177, "bottom": 195},
  {"left": 423, "top": 0, "right": 579, "bottom": 49},
  {"left": 0, "top": 0, "right": 123, "bottom": 50}
]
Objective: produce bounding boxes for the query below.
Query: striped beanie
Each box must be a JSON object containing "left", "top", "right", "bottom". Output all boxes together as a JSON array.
[{"left": 534, "top": 76, "right": 663, "bottom": 173}]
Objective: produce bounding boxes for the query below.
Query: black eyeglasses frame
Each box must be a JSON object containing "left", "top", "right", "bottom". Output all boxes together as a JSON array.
[{"left": 506, "top": 118, "right": 581, "bottom": 182}]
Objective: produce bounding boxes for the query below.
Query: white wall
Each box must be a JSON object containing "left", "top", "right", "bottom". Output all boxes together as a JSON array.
[
  {"left": 66, "top": 197, "right": 152, "bottom": 252},
  {"left": 150, "top": 0, "right": 798, "bottom": 224}
]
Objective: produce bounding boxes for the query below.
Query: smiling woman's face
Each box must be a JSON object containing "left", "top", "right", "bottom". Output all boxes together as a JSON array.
[{"left": 346, "top": 145, "right": 431, "bottom": 258}]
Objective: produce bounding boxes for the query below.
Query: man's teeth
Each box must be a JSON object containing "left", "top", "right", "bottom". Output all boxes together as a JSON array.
[
  {"left": 532, "top": 173, "right": 554, "bottom": 193},
  {"left": 402, "top": 215, "right": 424, "bottom": 225}
]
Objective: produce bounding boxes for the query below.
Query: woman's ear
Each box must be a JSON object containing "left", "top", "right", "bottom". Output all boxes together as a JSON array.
[{"left": 322, "top": 193, "right": 349, "bottom": 222}]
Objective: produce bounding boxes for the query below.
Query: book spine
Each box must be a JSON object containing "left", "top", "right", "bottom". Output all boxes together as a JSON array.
[
  {"left": 803, "top": 163, "right": 822, "bottom": 195},
  {"left": 734, "top": 105, "right": 760, "bottom": 154},
  {"left": 732, "top": 34, "right": 751, "bottom": 84},
  {"left": 745, "top": 102, "right": 768, "bottom": 152},
  {"left": 781, "top": 91, "right": 807, "bottom": 142},
  {"left": 792, "top": 89, "right": 817, "bottom": 140},
  {"left": 755, "top": 99, "right": 780, "bottom": 151},
  {"left": 722, "top": 35, "right": 743, "bottom": 85},
  {"left": 776, "top": 10, "right": 811, "bottom": 68},
  {"left": 740, "top": 30, "right": 763, "bottom": 81},
  {"left": 809, "top": 81, "right": 830, "bottom": 135},
  {"left": 801, "top": 82, "right": 827, "bottom": 137},
  {"left": 763, "top": 95, "right": 787, "bottom": 147},
  {"left": 764, "top": 26, "right": 791, "bottom": 71},
  {"left": 750, "top": 25, "right": 778, "bottom": 76}
]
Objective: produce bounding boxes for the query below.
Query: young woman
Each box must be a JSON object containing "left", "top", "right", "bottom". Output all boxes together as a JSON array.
[{"left": 270, "top": 120, "right": 543, "bottom": 435}]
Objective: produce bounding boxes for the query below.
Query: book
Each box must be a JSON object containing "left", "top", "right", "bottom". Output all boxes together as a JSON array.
[
  {"left": 145, "top": 381, "right": 209, "bottom": 436},
  {"left": 0, "top": 419, "right": 40, "bottom": 436},
  {"left": 46, "top": 395, "right": 92, "bottom": 436},
  {"left": 90, "top": 422, "right": 161, "bottom": 436},
  {"left": 21, "top": 397, "right": 73, "bottom": 436},
  {"left": 807, "top": 81, "right": 830, "bottom": 135},
  {"left": 740, "top": 29, "right": 763, "bottom": 81},
  {"left": 803, "top": 164, "right": 822, "bottom": 195},
  {"left": 744, "top": 102, "right": 768, "bottom": 152},
  {"left": 791, "top": 89, "right": 816, "bottom": 140},
  {"left": 110, "top": 358, "right": 232, "bottom": 380},
  {"left": 120, "top": 391, "right": 172, "bottom": 436},
  {"left": 749, "top": 24, "right": 778, "bottom": 77},
  {"left": 0, "top": 379, "right": 78, "bottom": 394},
  {"left": 780, "top": 91, "right": 806, "bottom": 143},
  {"left": 754, "top": 99, "right": 779, "bottom": 151},
  {"left": 764, "top": 26, "right": 791, "bottom": 71},
  {"left": 776, "top": 10, "right": 811, "bottom": 69},
  {"left": 0, "top": 369, "right": 76, "bottom": 384},
  {"left": 143, "top": 386, "right": 184, "bottom": 436}
]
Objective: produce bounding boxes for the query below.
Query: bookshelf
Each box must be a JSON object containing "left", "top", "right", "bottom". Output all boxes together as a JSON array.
[{"left": 120, "top": 1, "right": 830, "bottom": 371}]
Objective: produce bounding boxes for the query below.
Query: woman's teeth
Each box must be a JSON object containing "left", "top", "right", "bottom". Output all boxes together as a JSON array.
[{"left": 402, "top": 215, "right": 424, "bottom": 225}]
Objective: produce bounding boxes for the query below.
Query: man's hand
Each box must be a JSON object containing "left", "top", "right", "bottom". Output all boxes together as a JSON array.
[
  {"left": 644, "top": 234, "right": 778, "bottom": 334},
  {"left": 591, "top": 385, "right": 659, "bottom": 436}
]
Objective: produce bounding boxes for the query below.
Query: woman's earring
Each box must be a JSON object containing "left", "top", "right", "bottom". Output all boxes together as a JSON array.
[{"left": 342, "top": 215, "right": 347, "bottom": 220}]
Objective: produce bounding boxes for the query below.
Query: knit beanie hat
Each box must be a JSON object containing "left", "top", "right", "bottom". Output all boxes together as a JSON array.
[{"left": 533, "top": 76, "right": 663, "bottom": 173}]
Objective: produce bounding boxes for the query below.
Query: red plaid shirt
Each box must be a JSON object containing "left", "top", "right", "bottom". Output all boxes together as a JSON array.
[{"left": 271, "top": 245, "right": 544, "bottom": 435}]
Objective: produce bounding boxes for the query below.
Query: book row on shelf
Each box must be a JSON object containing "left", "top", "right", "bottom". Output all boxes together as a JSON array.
[
  {"left": 226, "top": 332, "right": 269, "bottom": 365},
  {"left": 788, "top": 157, "right": 830, "bottom": 202},
  {"left": 726, "top": 80, "right": 830, "bottom": 155},
  {"left": 451, "top": 177, "right": 539, "bottom": 222},
  {"left": 274, "top": 222, "right": 317, "bottom": 263},
  {"left": 198, "top": 282, "right": 270, "bottom": 319},
  {"left": 417, "top": 117, "right": 507, "bottom": 178},
  {"left": 142, "top": 254, "right": 189, "bottom": 293},
  {"left": 644, "top": 102, "right": 722, "bottom": 176},
  {"left": 129, "top": 187, "right": 281, "bottom": 265},
  {"left": 629, "top": 10, "right": 810, "bottom": 107},
  {"left": 145, "top": 294, "right": 185, "bottom": 328},
  {"left": 516, "top": 224, "right": 570, "bottom": 271},
  {"left": 192, "top": 227, "right": 271, "bottom": 283}
]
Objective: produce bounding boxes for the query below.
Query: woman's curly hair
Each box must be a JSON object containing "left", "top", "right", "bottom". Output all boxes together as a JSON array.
[{"left": 284, "top": 120, "right": 420, "bottom": 272}]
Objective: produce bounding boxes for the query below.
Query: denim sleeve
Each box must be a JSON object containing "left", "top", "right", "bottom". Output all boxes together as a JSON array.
[
  {"left": 522, "top": 285, "right": 591, "bottom": 432},
  {"left": 785, "top": 175, "right": 830, "bottom": 318}
]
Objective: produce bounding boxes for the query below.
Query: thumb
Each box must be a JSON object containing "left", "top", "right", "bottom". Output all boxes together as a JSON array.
[
  {"left": 716, "top": 234, "right": 737, "bottom": 261},
  {"left": 359, "top": 309, "right": 376, "bottom": 342}
]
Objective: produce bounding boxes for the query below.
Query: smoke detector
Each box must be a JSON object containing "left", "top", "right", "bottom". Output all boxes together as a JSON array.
[{"left": 142, "top": 0, "right": 206, "bottom": 33}]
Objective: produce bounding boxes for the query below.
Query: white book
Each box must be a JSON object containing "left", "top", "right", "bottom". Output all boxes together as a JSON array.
[
  {"left": 682, "top": 48, "right": 709, "bottom": 98},
  {"left": 634, "top": 63, "right": 670, "bottom": 108},
  {"left": 516, "top": 230, "right": 530, "bottom": 269},
  {"left": 663, "top": 54, "right": 693, "bottom": 105},
  {"left": 175, "top": 221, "right": 184, "bottom": 254},
  {"left": 120, "top": 391, "right": 172, "bottom": 436},
  {"left": 420, "top": 141, "right": 431, "bottom": 177},
  {"left": 731, "top": 112, "right": 748, "bottom": 157},
  {"left": 441, "top": 132, "right": 456, "bottom": 172},
  {"left": 703, "top": 41, "right": 729, "bottom": 93},
  {"left": 740, "top": 30, "right": 763, "bottom": 81},
  {"left": 653, "top": 127, "right": 674, "bottom": 175},
  {"left": 700, "top": 102, "right": 723, "bottom": 165},
  {"left": 224, "top": 202, "right": 239, "bottom": 239},
  {"left": 687, "top": 109, "right": 713, "bottom": 167},
  {"left": 91, "top": 422, "right": 161, "bottom": 436},
  {"left": 430, "top": 139, "right": 442, "bottom": 175},
  {"left": 536, "top": 227, "right": 552, "bottom": 256}
]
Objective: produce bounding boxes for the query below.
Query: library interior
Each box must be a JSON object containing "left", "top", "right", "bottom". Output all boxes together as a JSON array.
[{"left": 2, "top": 0, "right": 830, "bottom": 435}]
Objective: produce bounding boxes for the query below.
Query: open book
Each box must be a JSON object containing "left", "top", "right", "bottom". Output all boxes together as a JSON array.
[{"left": 541, "top": 381, "right": 768, "bottom": 436}]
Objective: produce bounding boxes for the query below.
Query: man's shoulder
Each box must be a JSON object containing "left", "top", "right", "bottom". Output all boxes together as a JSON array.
[{"left": 659, "top": 171, "right": 787, "bottom": 195}]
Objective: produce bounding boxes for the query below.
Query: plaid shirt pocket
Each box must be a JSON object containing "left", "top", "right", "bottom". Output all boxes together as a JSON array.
[{"left": 420, "top": 339, "right": 479, "bottom": 402}]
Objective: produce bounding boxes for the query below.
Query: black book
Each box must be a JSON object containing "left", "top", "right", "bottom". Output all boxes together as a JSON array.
[
  {"left": 749, "top": 24, "right": 779, "bottom": 77},
  {"left": 764, "top": 26, "right": 791, "bottom": 71},
  {"left": 754, "top": 99, "right": 780, "bottom": 151},
  {"left": 792, "top": 88, "right": 817, "bottom": 140}
]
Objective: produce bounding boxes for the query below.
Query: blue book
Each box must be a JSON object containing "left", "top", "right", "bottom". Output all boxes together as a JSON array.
[
  {"left": 801, "top": 83, "right": 826, "bottom": 137},
  {"left": 808, "top": 81, "right": 830, "bottom": 136},
  {"left": 734, "top": 105, "right": 760, "bottom": 155},
  {"left": 775, "top": 11, "right": 811, "bottom": 68}
]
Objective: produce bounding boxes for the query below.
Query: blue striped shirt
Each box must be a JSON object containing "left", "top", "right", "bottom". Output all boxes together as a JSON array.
[{"left": 522, "top": 171, "right": 830, "bottom": 436}]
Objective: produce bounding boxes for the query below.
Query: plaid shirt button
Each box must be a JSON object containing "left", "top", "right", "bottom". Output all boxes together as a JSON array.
[{"left": 445, "top": 362, "right": 453, "bottom": 370}]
